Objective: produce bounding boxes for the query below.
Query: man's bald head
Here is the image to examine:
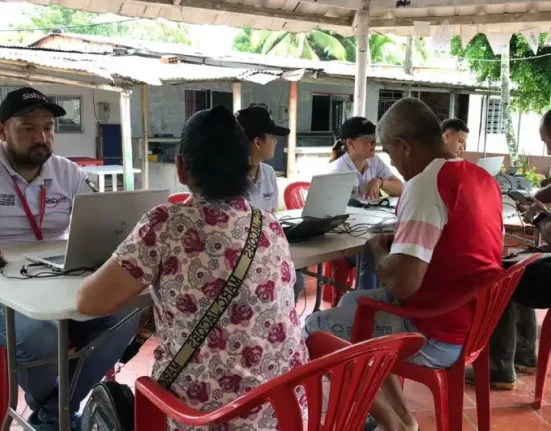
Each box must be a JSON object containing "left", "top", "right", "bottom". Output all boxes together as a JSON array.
[
  {"left": 377, "top": 97, "right": 443, "bottom": 149},
  {"left": 377, "top": 98, "right": 446, "bottom": 181}
]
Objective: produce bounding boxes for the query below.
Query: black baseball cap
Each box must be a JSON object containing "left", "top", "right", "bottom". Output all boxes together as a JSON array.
[
  {"left": 338, "top": 117, "right": 376, "bottom": 140},
  {"left": 236, "top": 106, "right": 290, "bottom": 139},
  {"left": 0, "top": 87, "right": 66, "bottom": 123}
]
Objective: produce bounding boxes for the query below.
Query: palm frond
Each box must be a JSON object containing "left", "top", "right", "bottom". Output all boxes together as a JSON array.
[{"left": 307, "top": 29, "right": 347, "bottom": 60}]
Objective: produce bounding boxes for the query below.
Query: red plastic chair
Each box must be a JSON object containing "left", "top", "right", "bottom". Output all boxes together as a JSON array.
[
  {"left": 168, "top": 193, "right": 191, "bottom": 204},
  {"left": 533, "top": 309, "right": 551, "bottom": 408},
  {"left": 351, "top": 253, "right": 541, "bottom": 431},
  {"left": 135, "top": 332, "right": 425, "bottom": 431},
  {"left": 283, "top": 181, "right": 310, "bottom": 210}
]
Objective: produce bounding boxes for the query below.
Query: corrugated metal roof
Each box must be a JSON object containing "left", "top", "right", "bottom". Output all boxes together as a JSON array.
[
  {"left": 0, "top": 44, "right": 486, "bottom": 90},
  {"left": 0, "top": 46, "right": 285, "bottom": 85},
  {"left": 12, "top": 0, "right": 551, "bottom": 34}
]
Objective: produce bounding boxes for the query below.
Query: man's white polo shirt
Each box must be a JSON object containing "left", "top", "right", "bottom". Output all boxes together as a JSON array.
[
  {"left": 246, "top": 162, "right": 279, "bottom": 212},
  {"left": 0, "top": 145, "right": 90, "bottom": 246},
  {"left": 328, "top": 152, "right": 395, "bottom": 197}
]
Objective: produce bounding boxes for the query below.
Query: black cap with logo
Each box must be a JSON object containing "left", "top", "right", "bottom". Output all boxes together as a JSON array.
[
  {"left": 236, "top": 106, "right": 290, "bottom": 140},
  {"left": 338, "top": 117, "right": 377, "bottom": 141},
  {"left": 0, "top": 87, "right": 66, "bottom": 123}
]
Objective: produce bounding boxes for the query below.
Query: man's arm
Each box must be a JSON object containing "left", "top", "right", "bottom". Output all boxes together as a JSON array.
[
  {"left": 521, "top": 199, "right": 551, "bottom": 245},
  {"left": 366, "top": 234, "right": 428, "bottom": 300},
  {"left": 534, "top": 184, "right": 551, "bottom": 204}
]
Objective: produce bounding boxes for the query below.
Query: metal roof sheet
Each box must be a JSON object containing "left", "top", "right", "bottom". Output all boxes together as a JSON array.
[{"left": 0, "top": 44, "right": 486, "bottom": 90}]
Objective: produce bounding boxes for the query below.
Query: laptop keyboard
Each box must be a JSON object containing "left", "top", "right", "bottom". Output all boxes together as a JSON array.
[{"left": 46, "top": 255, "right": 66, "bottom": 265}]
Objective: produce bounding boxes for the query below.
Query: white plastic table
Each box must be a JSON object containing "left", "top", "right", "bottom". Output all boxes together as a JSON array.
[
  {"left": 0, "top": 242, "right": 150, "bottom": 431},
  {"left": 81, "top": 165, "right": 141, "bottom": 192}
]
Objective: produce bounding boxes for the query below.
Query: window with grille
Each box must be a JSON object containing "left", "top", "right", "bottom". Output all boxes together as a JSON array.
[
  {"left": 378, "top": 90, "right": 403, "bottom": 120},
  {"left": 486, "top": 98, "right": 505, "bottom": 134}
]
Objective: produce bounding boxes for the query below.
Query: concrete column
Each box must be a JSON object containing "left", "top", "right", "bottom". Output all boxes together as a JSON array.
[
  {"left": 141, "top": 85, "right": 149, "bottom": 189},
  {"left": 449, "top": 92, "right": 456, "bottom": 118},
  {"left": 287, "top": 81, "right": 298, "bottom": 179},
  {"left": 119, "top": 89, "right": 134, "bottom": 190},
  {"left": 353, "top": 7, "right": 369, "bottom": 117},
  {"left": 233, "top": 82, "right": 242, "bottom": 112}
]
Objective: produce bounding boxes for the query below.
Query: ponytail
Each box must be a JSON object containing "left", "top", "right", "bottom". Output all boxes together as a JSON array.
[{"left": 329, "top": 139, "right": 346, "bottom": 162}]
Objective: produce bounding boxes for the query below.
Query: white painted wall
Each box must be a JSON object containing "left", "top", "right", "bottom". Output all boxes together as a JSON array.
[
  {"left": 0, "top": 80, "right": 121, "bottom": 158},
  {"left": 467, "top": 94, "right": 546, "bottom": 157}
]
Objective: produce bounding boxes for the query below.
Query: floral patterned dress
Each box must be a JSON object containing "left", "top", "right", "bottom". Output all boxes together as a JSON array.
[{"left": 113, "top": 196, "right": 309, "bottom": 431}]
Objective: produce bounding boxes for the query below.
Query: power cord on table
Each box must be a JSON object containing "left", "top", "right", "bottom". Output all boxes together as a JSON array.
[{"left": 0, "top": 263, "right": 96, "bottom": 280}]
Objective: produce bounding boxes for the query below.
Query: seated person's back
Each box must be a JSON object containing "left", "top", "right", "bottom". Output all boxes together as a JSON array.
[
  {"left": 78, "top": 106, "right": 308, "bottom": 431},
  {"left": 395, "top": 158, "right": 503, "bottom": 344}
]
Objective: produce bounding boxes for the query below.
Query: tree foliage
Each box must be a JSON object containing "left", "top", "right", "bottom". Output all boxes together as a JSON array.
[
  {"left": 0, "top": 5, "right": 191, "bottom": 46},
  {"left": 232, "top": 26, "right": 404, "bottom": 64},
  {"left": 451, "top": 33, "right": 551, "bottom": 113}
]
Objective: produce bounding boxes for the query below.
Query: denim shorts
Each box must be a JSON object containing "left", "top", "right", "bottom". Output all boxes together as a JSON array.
[{"left": 303, "top": 288, "right": 462, "bottom": 369}]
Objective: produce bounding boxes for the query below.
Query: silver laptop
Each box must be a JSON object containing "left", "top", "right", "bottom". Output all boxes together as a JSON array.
[
  {"left": 477, "top": 156, "right": 504, "bottom": 177},
  {"left": 24, "top": 189, "right": 169, "bottom": 271},
  {"left": 302, "top": 172, "right": 356, "bottom": 218}
]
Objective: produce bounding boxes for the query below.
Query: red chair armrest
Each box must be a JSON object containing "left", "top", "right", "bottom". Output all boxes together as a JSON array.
[
  {"left": 136, "top": 377, "right": 213, "bottom": 425},
  {"left": 306, "top": 331, "right": 350, "bottom": 360}
]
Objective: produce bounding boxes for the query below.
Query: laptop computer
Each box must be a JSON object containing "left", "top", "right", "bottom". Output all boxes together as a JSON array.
[
  {"left": 24, "top": 189, "right": 169, "bottom": 271},
  {"left": 477, "top": 156, "right": 504, "bottom": 177},
  {"left": 280, "top": 172, "right": 355, "bottom": 242}
]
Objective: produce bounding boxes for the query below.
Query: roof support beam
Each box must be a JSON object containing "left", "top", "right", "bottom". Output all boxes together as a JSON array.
[
  {"left": 138, "top": 0, "right": 353, "bottom": 28},
  {"left": 0, "top": 68, "right": 124, "bottom": 92},
  {"left": 369, "top": 11, "right": 551, "bottom": 28},
  {"left": 369, "top": 0, "right": 551, "bottom": 11}
]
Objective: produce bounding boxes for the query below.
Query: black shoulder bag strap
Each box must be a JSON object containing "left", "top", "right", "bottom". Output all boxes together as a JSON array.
[{"left": 157, "top": 207, "right": 263, "bottom": 389}]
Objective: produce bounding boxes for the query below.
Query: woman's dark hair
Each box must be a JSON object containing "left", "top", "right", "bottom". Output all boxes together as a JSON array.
[
  {"left": 179, "top": 106, "right": 250, "bottom": 201},
  {"left": 329, "top": 117, "right": 377, "bottom": 162}
]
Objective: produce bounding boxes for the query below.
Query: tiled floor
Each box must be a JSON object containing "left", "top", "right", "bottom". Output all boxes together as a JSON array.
[{"left": 9, "top": 276, "right": 551, "bottom": 430}]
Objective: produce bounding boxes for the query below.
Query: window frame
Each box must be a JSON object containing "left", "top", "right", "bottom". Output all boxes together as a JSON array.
[
  {"left": 48, "top": 95, "right": 84, "bottom": 134},
  {"left": 486, "top": 98, "right": 505, "bottom": 135}
]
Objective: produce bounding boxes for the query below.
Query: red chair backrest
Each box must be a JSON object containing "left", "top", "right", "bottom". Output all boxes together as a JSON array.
[
  {"left": 284, "top": 182, "right": 310, "bottom": 210},
  {"left": 168, "top": 193, "right": 191, "bottom": 204},
  {"left": 463, "top": 253, "right": 541, "bottom": 364},
  {"left": 135, "top": 332, "right": 424, "bottom": 431}
]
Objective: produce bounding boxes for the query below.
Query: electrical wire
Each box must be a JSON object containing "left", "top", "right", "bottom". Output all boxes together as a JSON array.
[{"left": 0, "top": 264, "right": 96, "bottom": 280}]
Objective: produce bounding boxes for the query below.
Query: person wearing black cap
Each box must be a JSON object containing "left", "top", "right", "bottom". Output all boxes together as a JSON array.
[
  {"left": 0, "top": 87, "right": 138, "bottom": 430},
  {"left": 329, "top": 116, "right": 403, "bottom": 199},
  {"left": 327, "top": 117, "right": 403, "bottom": 304},
  {"left": 236, "top": 105, "right": 289, "bottom": 212},
  {"left": 236, "top": 105, "right": 305, "bottom": 303}
]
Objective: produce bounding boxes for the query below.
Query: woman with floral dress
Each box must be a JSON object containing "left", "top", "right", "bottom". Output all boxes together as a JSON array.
[{"left": 76, "top": 106, "right": 309, "bottom": 431}]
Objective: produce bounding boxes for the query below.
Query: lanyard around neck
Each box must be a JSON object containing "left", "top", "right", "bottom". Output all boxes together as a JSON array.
[{"left": 13, "top": 181, "right": 46, "bottom": 241}]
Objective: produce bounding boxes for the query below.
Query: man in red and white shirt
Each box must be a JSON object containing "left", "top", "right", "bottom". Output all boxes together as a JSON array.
[{"left": 304, "top": 98, "right": 503, "bottom": 431}]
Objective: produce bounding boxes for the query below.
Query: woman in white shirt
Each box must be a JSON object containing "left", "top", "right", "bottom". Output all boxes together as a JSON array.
[
  {"left": 329, "top": 117, "right": 403, "bottom": 199},
  {"left": 328, "top": 117, "right": 403, "bottom": 302}
]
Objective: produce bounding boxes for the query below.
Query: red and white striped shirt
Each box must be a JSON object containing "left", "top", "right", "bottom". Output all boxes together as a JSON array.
[{"left": 391, "top": 158, "right": 503, "bottom": 345}]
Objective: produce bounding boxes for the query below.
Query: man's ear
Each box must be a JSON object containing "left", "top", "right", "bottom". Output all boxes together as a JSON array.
[
  {"left": 0, "top": 122, "right": 8, "bottom": 143},
  {"left": 175, "top": 155, "right": 189, "bottom": 185},
  {"left": 396, "top": 138, "right": 412, "bottom": 157}
]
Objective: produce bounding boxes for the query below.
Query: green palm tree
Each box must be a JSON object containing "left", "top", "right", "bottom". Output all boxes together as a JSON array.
[
  {"left": 251, "top": 29, "right": 348, "bottom": 61},
  {"left": 233, "top": 27, "right": 399, "bottom": 63}
]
